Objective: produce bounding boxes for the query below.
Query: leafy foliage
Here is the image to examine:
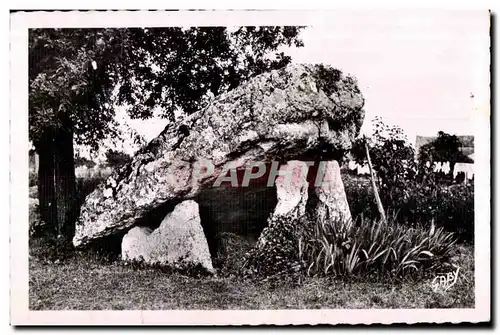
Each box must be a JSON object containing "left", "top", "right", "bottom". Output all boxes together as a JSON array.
[
  {"left": 243, "top": 215, "right": 302, "bottom": 282},
  {"left": 418, "top": 131, "right": 474, "bottom": 168},
  {"left": 343, "top": 174, "right": 474, "bottom": 241},
  {"left": 399, "top": 182, "right": 474, "bottom": 241},
  {"left": 213, "top": 232, "right": 253, "bottom": 277},
  {"left": 29, "top": 27, "right": 304, "bottom": 149},
  {"left": 351, "top": 117, "right": 418, "bottom": 205},
  {"left": 104, "top": 149, "right": 132, "bottom": 169},
  {"left": 342, "top": 175, "right": 379, "bottom": 220},
  {"left": 349, "top": 118, "right": 474, "bottom": 241},
  {"left": 299, "top": 214, "right": 457, "bottom": 280}
]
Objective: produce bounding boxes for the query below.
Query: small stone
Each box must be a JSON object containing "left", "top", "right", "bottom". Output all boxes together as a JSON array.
[{"left": 121, "top": 200, "right": 214, "bottom": 274}]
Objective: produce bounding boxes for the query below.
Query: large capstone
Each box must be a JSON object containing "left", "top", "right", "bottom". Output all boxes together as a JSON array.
[
  {"left": 73, "top": 63, "right": 365, "bottom": 247},
  {"left": 121, "top": 200, "right": 214, "bottom": 273}
]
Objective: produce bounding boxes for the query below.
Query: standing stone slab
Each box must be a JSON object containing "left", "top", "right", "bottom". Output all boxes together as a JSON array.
[
  {"left": 273, "top": 161, "right": 310, "bottom": 220},
  {"left": 121, "top": 200, "right": 214, "bottom": 274},
  {"left": 121, "top": 226, "right": 152, "bottom": 262},
  {"left": 314, "top": 160, "right": 352, "bottom": 229},
  {"left": 243, "top": 161, "right": 309, "bottom": 279}
]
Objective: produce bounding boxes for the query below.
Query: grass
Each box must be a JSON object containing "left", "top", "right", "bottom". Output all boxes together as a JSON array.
[
  {"left": 29, "top": 237, "right": 474, "bottom": 310},
  {"left": 28, "top": 174, "right": 475, "bottom": 310}
]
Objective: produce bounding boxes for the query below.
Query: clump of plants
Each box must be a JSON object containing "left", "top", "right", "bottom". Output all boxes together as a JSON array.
[
  {"left": 213, "top": 232, "right": 253, "bottom": 277},
  {"left": 348, "top": 118, "right": 474, "bottom": 241},
  {"left": 395, "top": 181, "right": 474, "bottom": 241},
  {"left": 342, "top": 174, "right": 378, "bottom": 221},
  {"left": 344, "top": 174, "right": 474, "bottom": 241},
  {"left": 299, "top": 213, "right": 458, "bottom": 281},
  {"left": 242, "top": 215, "right": 302, "bottom": 282}
]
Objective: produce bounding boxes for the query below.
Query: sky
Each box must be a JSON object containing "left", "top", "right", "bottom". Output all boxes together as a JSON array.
[
  {"left": 81, "top": 10, "right": 490, "bottom": 160},
  {"left": 281, "top": 10, "right": 489, "bottom": 144}
]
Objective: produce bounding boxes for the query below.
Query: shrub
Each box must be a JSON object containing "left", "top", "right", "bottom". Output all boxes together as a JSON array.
[
  {"left": 242, "top": 215, "right": 302, "bottom": 282},
  {"left": 342, "top": 174, "right": 379, "bottom": 221},
  {"left": 348, "top": 119, "right": 474, "bottom": 241},
  {"left": 440, "top": 183, "right": 474, "bottom": 239},
  {"left": 299, "top": 214, "right": 457, "bottom": 281},
  {"left": 105, "top": 149, "right": 132, "bottom": 169},
  {"left": 386, "top": 181, "right": 474, "bottom": 241},
  {"left": 350, "top": 117, "right": 418, "bottom": 206},
  {"left": 343, "top": 174, "right": 474, "bottom": 241},
  {"left": 213, "top": 232, "right": 253, "bottom": 277}
]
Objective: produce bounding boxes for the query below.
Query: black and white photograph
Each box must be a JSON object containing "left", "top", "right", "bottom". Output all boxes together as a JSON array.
[{"left": 10, "top": 9, "right": 490, "bottom": 325}]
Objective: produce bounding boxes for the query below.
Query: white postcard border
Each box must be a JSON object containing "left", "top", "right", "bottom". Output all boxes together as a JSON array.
[{"left": 10, "top": 9, "right": 491, "bottom": 325}]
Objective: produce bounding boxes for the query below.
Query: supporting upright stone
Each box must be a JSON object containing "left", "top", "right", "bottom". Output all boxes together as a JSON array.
[
  {"left": 121, "top": 200, "right": 214, "bottom": 274},
  {"left": 273, "top": 161, "right": 310, "bottom": 219},
  {"left": 243, "top": 161, "right": 309, "bottom": 279},
  {"left": 313, "top": 160, "right": 352, "bottom": 229}
]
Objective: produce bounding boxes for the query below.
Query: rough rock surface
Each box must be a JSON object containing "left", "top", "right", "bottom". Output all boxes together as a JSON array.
[
  {"left": 243, "top": 161, "right": 309, "bottom": 279},
  {"left": 313, "top": 160, "right": 352, "bottom": 228},
  {"left": 121, "top": 226, "right": 152, "bottom": 261},
  {"left": 120, "top": 200, "right": 214, "bottom": 273},
  {"left": 74, "top": 63, "right": 365, "bottom": 247},
  {"left": 273, "top": 161, "right": 309, "bottom": 219}
]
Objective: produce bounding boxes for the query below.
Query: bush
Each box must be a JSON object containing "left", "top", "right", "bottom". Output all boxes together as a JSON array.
[
  {"left": 212, "top": 232, "right": 253, "bottom": 277},
  {"left": 105, "top": 149, "right": 132, "bottom": 169},
  {"left": 348, "top": 119, "right": 473, "bottom": 241},
  {"left": 299, "top": 214, "right": 457, "bottom": 281},
  {"left": 343, "top": 174, "right": 474, "bottom": 241},
  {"left": 243, "top": 215, "right": 302, "bottom": 282},
  {"left": 396, "top": 182, "right": 474, "bottom": 241},
  {"left": 342, "top": 174, "right": 379, "bottom": 221}
]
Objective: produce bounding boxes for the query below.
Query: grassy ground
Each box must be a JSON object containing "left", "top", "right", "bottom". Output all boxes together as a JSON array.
[{"left": 29, "top": 239, "right": 474, "bottom": 310}]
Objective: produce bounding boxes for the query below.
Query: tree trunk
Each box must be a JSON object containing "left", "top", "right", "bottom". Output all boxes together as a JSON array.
[
  {"left": 365, "top": 141, "right": 387, "bottom": 223},
  {"left": 35, "top": 127, "right": 77, "bottom": 241},
  {"left": 53, "top": 127, "right": 77, "bottom": 240},
  {"left": 37, "top": 131, "right": 57, "bottom": 232}
]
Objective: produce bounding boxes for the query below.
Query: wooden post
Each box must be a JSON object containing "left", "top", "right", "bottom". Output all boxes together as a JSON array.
[{"left": 365, "top": 140, "right": 387, "bottom": 223}]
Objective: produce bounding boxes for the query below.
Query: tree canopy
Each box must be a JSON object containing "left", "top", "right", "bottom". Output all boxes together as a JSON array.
[
  {"left": 350, "top": 117, "right": 418, "bottom": 205},
  {"left": 28, "top": 26, "right": 304, "bottom": 240},
  {"left": 104, "top": 149, "right": 132, "bottom": 169},
  {"left": 29, "top": 27, "right": 304, "bottom": 150},
  {"left": 418, "top": 131, "right": 474, "bottom": 165}
]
